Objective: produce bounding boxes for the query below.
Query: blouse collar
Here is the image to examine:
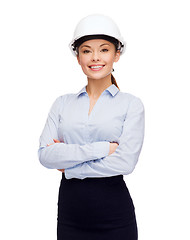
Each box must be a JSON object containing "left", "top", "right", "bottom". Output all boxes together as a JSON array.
[{"left": 76, "top": 84, "right": 119, "bottom": 97}]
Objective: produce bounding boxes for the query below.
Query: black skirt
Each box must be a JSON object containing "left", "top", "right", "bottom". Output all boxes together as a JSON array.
[{"left": 57, "top": 173, "right": 138, "bottom": 240}]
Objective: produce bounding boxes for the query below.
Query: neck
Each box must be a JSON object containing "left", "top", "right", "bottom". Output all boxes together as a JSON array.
[{"left": 86, "top": 74, "right": 112, "bottom": 99}]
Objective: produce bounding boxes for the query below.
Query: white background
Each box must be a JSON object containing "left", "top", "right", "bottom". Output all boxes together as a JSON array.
[{"left": 0, "top": 0, "right": 189, "bottom": 239}]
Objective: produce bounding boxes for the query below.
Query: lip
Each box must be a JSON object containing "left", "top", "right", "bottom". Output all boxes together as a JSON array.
[{"left": 88, "top": 64, "right": 105, "bottom": 71}]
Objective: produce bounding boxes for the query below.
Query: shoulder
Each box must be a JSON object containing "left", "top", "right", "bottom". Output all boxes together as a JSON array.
[
  {"left": 50, "top": 92, "right": 78, "bottom": 111},
  {"left": 118, "top": 91, "right": 144, "bottom": 110},
  {"left": 49, "top": 93, "right": 71, "bottom": 112},
  {"left": 53, "top": 92, "right": 75, "bottom": 104}
]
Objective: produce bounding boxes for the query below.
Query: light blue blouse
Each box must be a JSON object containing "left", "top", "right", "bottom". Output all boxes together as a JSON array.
[{"left": 38, "top": 84, "right": 145, "bottom": 179}]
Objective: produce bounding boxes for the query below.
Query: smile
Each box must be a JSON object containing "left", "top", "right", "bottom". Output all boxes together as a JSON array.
[{"left": 89, "top": 65, "right": 105, "bottom": 71}]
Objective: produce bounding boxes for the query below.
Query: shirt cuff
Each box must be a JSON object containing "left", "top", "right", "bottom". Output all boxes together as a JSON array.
[
  {"left": 64, "top": 168, "right": 74, "bottom": 179},
  {"left": 93, "top": 141, "right": 110, "bottom": 159}
]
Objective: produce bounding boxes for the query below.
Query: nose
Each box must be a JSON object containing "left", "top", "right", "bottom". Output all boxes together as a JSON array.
[{"left": 91, "top": 51, "right": 100, "bottom": 62}]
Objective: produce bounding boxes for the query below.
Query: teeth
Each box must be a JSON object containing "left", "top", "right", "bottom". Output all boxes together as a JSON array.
[{"left": 90, "top": 65, "right": 103, "bottom": 69}]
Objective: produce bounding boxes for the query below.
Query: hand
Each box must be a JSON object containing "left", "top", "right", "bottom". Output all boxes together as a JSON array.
[
  {"left": 57, "top": 169, "right": 65, "bottom": 173},
  {"left": 47, "top": 139, "right": 61, "bottom": 146},
  {"left": 109, "top": 142, "right": 119, "bottom": 155}
]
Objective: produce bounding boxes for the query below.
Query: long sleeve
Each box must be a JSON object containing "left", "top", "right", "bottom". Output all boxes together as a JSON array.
[
  {"left": 38, "top": 96, "right": 110, "bottom": 169},
  {"left": 64, "top": 97, "right": 145, "bottom": 179}
]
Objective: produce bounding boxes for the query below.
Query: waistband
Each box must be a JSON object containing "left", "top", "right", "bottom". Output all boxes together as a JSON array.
[{"left": 62, "top": 173, "right": 123, "bottom": 183}]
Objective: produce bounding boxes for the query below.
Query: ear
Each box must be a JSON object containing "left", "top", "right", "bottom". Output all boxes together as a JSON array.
[
  {"left": 77, "top": 55, "right": 81, "bottom": 65},
  {"left": 114, "top": 50, "right": 121, "bottom": 63}
]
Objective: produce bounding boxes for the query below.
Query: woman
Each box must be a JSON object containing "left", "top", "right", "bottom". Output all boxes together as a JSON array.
[{"left": 38, "top": 14, "right": 145, "bottom": 240}]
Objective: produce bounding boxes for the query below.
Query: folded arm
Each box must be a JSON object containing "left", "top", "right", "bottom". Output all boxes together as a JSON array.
[
  {"left": 64, "top": 97, "right": 145, "bottom": 179},
  {"left": 38, "top": 96, "right": 110, "bottom": 169}
]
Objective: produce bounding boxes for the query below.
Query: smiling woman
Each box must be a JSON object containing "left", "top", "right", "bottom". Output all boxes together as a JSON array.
[
  {"left": 76, "top": 39, "right": 120, "bottom": 81},
  {"left": 38, "top": 14, "right": 144, "bottom": 240}
]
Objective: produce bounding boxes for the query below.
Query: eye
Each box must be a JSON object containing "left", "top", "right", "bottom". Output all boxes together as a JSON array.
[
  {"left": 101, "top": 48, "right": 109, "bottom": 52},
  {"left": 83, "top": 49, "right": 91, "bottom": 54}
]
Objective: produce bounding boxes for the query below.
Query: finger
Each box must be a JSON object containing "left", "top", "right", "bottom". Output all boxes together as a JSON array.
[{"left": 47, "top": 142, "right": 55, "bottom": 147}]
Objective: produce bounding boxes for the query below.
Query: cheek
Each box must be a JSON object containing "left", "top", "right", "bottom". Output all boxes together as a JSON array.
[
  {"left": 78, "top": 56, "right": 88, "bottom": 67},
  {"left": 105, "top": 58, "right": 115, "bottom": 67},
  {"left": 78, "top": 59, "right": 90, "bottom": 74},
  {"left": 104, "top": 53, "right": 116, "bottom": 64},
  {"left": 80, "top": 60, "right": 88, "bottom": 70}
]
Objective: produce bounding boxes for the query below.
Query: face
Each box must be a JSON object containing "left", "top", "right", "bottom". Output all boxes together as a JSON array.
[{"left": 77, "top": 39, "right": 120, "bottom": 81}]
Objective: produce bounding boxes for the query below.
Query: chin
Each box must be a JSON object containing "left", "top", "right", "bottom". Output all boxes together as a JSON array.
[
  {"left": 85, "top": 71, "right": 112, "bottom": 80},
  {"left": 87, "top": 75, "right": 109, "bottom": 81}
]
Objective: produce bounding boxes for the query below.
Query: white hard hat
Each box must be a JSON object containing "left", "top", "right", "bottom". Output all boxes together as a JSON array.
[{"left": 69, "top": 14, "right": 126, "bottom": 56}]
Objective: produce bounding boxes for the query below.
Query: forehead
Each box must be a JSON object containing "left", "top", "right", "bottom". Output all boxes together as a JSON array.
[{"left": 80, "top": 39, "right": 113, "bottom": 48}]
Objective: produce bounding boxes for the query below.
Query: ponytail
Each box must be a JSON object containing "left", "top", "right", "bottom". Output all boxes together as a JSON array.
[{"left": 111, "top": 74, "right": 120, "bottom": 91}]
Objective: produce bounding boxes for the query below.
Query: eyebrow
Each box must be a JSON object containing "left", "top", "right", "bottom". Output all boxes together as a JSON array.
[
  {"left": 100, "top": 43, "right": 110, "bottom": 47},
  {"left": 81, "top": 45, "right": 91, "bottom": 49},
  {"left": 81, "top": 43, "right": 110, "bottom": 49}
]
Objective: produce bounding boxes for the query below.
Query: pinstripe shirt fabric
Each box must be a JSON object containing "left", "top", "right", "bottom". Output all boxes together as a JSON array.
[{"left": 38, "top": 84, "right": 145, "bottom": 179}]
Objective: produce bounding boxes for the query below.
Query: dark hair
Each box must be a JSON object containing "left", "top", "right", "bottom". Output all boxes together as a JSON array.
[
  {"left": 111, "top": 74, "right": 120, "bottom": 90},
  {"left": 73, "top": 34, "right": 120, "bottom": 90}
]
